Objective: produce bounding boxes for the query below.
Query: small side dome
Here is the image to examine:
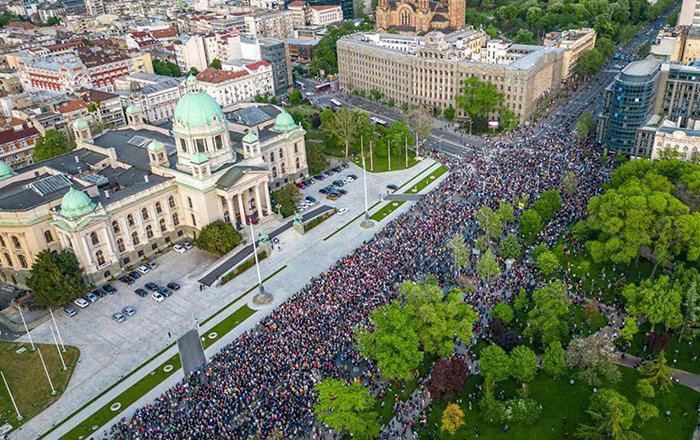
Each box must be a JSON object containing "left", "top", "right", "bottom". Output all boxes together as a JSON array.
[
  {"left": 190, "top": 152, "right": 209, "bottom": 165},
  {"left": 0, "top": 162, "right": 15, "bottom": 181},
  {"left": 242, "top": 131, "right": 258, "bottom": 143},
  {"left": 272, "top": 111, "right": 297, "bottom": 132},
  {"left": 126, "top": 104, "right": 141, "bottom": 115},
  {"left": 72, "top": 119, "right": 89, "bottom": 130},
  {"left": 148, "top": 140, "right": 165, "bottom": 152},
  {"left": 59, "top": 187, "right": 96, "bottom": 219}
]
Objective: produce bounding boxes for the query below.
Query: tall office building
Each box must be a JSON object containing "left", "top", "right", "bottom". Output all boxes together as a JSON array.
[{"left": 678, "top": 0, "right": 700, "bottom": 27}]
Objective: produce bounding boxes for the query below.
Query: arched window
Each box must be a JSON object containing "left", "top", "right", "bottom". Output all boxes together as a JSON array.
[
  {"left": 168, "top": 196, "right": 176, "bottom": 208},
  {"left": 156, "top": 202, "right": 163, "bottom": 214},
  {"left": 179, "top": 138, "right": 187, "bottom": 152},
  {"left": 270, "top": 151, "right": 275, "bottom": 161},
  {"left": 3, "top": 254, "right": 12, "bottom": 268},
  {"left": 188, "top": 197, "right": 193, "bottom": 209},
  {"left": 90, "top": 232, "right": 99, "bottom": 245},
  {"left": 146, "top": 225, "right": 153, "bottom": 239},
  {"left": 278, "top": 148, "right": 284, "bottom": 158},
  {"left": 294, "top": 143, "right": 299, "bottom": 153},
  {"left": 172, "top": 213, "right": 180, "bottom": 226},
  {"left": 141, "top": 208, "right": 149, "bottom": 220},
  {"left": 131, "top": 231, "right": 140, "bottom": 245},
  {"left": 96, "top": 250, "right": 105, "bottom": 266},
  {"left": 127, "top": 214, "right": 135, "bottom": 227},
  {"left": 191, "top": 214, "right": 197, "bottom": 227},
  {"left": 44, "top": 230, "right": 53, "bottom": 243},
  {"left": 17, "top": 255, "right": 27, "bottom": 268},
  {"left": 296, "top": 157, "right": 301, "bottom": 170},
  {"left": 281, "top": 162, "right": 286, "bottom": 174},
  {"left": 400, "top": 9, "right": 411, "bottom": 26},
  {"left": 272, "top": 166, "right": 278, "bottom": 178},
  {"left": 117, "top": 238, "right": 125, "bottom": 252},
  {"left": 112, "top": 220, "right": 121, "bottom": 234},
  {"left": 160, "top": 218, "right": 167, "bottom": 232},
  {"left": 11, "top": 236, "right": 20, "bottom": 249},
  {"left": 214, "top": 135, "right": 223, "bottom": 150},
  {"left": 195, "top": 139, "right": 206, "bottom": 152}
]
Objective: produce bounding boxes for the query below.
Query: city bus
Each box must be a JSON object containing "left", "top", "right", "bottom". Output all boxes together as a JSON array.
[
  {"left": 295, "top": 81, "right": 306, "bottom": 90},
  {"left": 330, "top": 98, "right": 342, "bottom": 108},
  {"left": 370, "top": 116, "right": 389, "bottom": 127},
  {"left": 315, "top": 82, "right": 332, "bottom": 93}
]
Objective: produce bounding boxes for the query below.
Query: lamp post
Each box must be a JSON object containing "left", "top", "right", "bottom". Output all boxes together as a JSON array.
[{"left": 250, "top": 222, "right": 272, "bottom": 305}]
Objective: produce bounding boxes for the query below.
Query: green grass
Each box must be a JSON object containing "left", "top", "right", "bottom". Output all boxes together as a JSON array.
[
  {"left": 404, "top": 165, "right": 447, "bottom": 194},
  {"left": 419, "top": 368, "right": 699, "bottom": 440},
  {"left": 0, "top": 342, "right": 79, "bottom": 430},
  {"left": 396, "top": 162, "right": 439, "bottom": 191},
  {"left": 370, "top": 201, "right": 405, "bottom": 222},
  {"left": 351, "top": 149, "right": 419, "bottom": 173},
  {"left": 621, "top": 322, "right": 700, "bottom": 375}
]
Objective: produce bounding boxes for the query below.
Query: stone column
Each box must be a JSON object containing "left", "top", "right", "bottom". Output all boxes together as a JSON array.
[
  {"left": 263, "top": 181, "right": 272, "bottom": 216},
  {"left": 237, "top": 192, "right": 246, "bottom": 223},
  {"left": 82, "top": 234, "right": 96, "bottom": 269},
  {"left": 104, "top": 226, "right": 119, "bottom": 262},
  {"left": 254, "top": 184, "right": 263, "bottom": 219},
  {"left": 225, "top": 196, "right": 235, "bottom": 224}
]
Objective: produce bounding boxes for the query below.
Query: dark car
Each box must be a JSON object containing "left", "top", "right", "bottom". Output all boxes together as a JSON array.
[
  {"left": 167, "top": 282, "right": 181, "bottom": 291},
  {"left": 337, "top": 188, "right": 347, "bottom": 195},
  {"left": 314, "top": 174, "right": 325, "bottom": 180},
  {"left": 306, "top": 196, "right": 317, "bottom": 203},
  {"left": 340, "top": 162, "right": 349, "bottom": 169},
  {"left": 332, "top": 166, "right": 342, "bottom": 173},
  {"left": 387, "top": 184, "right": 399, "bottom": 191},
  {"left": 129, "top": 271, "right": 141, "bottom": 280},
  {"left": 93, "top": 288, "right": 107, "bottom": 298},
  {"left": 145, "top": 282, "right": 160, "bottom": 291},
  {"left": 103, "top": 284, "right": 117, "bottom": 294},
  {"left": 119, "top": 276, "right": 135, "bottom": 285},
  {"left": 319, "top": 188, "right": 329, "bottom": 194},
  {"left": 333, "top": 180, "right": 345, "bottom": 187},
  {"left": 63, "top": 306, "right": 77, "bottom": 317},
  {"left": 158, "top": 287, "right": 173, "bottom": 297},
  {"left": 135, "top": 288, "right": 148, "bottom": 297},
  {"left": 348, "top": 174, "right": 358, "bottom": 180}
]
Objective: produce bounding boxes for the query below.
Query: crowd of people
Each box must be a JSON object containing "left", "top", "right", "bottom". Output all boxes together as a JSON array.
[{"left": 105, "top": 95, "right": 615, "bottom": 439}]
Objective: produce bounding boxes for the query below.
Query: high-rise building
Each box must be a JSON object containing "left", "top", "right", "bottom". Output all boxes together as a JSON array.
[{"left": 678, "top": 0, "right": 700, "bottom": 27}]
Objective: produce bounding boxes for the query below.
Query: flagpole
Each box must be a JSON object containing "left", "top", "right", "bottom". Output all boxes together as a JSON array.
[
  {"left": 17, "top": 305, "right": 34, "bottom": 351},
  {"left": 37, "top": 347, "right": 57, "bottom": 395},
  {"left": 49, "top": 308, "right": 66, "bottom": 352},
  {"left": 370, "top": 141, "right": 374, "bottom": 171},
  {"left": 388, "top": 140, "right": 391, "bottom": 171},
  {"left": 362, "top": 156, "right": 369, "bottom": 220},
  {"left": 49, "top": 326, "right": 67, "bottom": 371},
  {"left": 1, "top": 370, "right": 22, "bottom": 420},
  {"left": 405, "top": 136, "right": 408, "bottom": 168}
]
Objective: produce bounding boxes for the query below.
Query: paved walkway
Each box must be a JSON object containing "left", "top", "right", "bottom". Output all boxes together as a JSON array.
[
  {"left": 616, "top": 353, "right": 700, "bottom": 393},
  {"left": 385, "top": 194, "right": 422, "bottom": 201}
]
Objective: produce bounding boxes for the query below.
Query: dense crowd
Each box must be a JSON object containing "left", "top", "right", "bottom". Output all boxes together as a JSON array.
[{"left": 106, "top": 102, "right": 614, "bottom": 439}]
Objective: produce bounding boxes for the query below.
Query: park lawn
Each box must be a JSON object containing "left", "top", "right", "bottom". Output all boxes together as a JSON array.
[
  {"left": 621, "top": 322, "right": 700, "bottom": 375},
  {"left": 0, "top": 341, "right": 79, "bottom": 429},
  {"left": 370, "top": 201, "right": 405, "bottom": 222},
  {"left": 419, "top": 368, "right": 699, "bottom": 440},
  {"left": 351, "top": 150, "right": 419, "bottom": 173},
  {"left": 404, "top": 165, "right": 448, "bottom": 194}
]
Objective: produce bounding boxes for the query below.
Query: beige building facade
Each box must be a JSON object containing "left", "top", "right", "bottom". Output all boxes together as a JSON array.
[{"left": 543, "top": 28, "right": 596, "bottom": 80}]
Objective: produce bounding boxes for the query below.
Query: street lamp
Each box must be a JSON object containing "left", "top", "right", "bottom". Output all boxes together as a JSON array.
[{"left": 250, "top": 222, "right": 272, "bottom": 305}]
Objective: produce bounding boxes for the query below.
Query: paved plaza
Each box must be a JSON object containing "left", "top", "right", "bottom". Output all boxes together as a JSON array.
[{"left": 10, "top": 158, "right": 440, "bottom": 440}]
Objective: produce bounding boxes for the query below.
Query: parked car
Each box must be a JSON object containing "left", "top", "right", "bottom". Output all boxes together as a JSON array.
[
  {"left": 245, "top": 216, "right": 259, "bottom": 225},
  {"left": 337, "top": 207, "right": 349, "bottom": 215},
  {"left": 333, "top": 180, "right": 345, "bottom": 187},
  {"left": 173, "top": 244, "right": 186, "bottom": 253},
  {"left": 319, "top": 188, "right": 329, "bottom": 195},
  {"left": 295, "top": 182, "right": 306, "bottom": 189},
  {"left": 314, "top": 174, "right": 325, "bottom": 180},
  {"left": 326, "top": 194, "right": 338, "bottom": 200},
  {"left": 74, "top": 298, "right": 90, "bottom": 308},
  {"left": 119, "top": 276, "right": 135, "bottom": 285},
  {"left": 145, "top": 282, "right": 160, "bottom": 291},
  {"left": 122, "top": 306, "right": 136, "bottom": 316},
  {"left": 147, "top": 261, "right": 157, "bottom": 270},
  {"left": 167, "top": 282, "right": 181, "bottom": 291},
  {"left": 152, "top": 292, "right": 165, "bottom": 303},
  {"left": 340, "top": 162, "right": 349, "bottom": 169},
  {"left": 63, "top": 306, "right": 77, "bottom": 317},
  {"left": 137, "top": 265, "right": 150, "bottom": 274},
  {"left": 158, "top": 287, "right": 173, "bottom": 297},
  {"left": 93, "top": 288, "right": 107, "bottom": 298},
  {"left": 135, "top": 288, "right": 148, "bottom": 297},
  {"left": 129, "top": 271, "right": 141, "bottom": 280},
  {"left": 85, "top": 293, "right": 99, "bottom": 303},
  {"left": 387, "top": 184, "right": 399, "bottom": 191},
  {"left": 332, "top": 166, "right": 342, "bottom": 173},
  {"left": 103, "top": 284, "right": 117, "bottom": 294},
  {"left": 345, "top": 176, "right": 356, "bottom": 182},
  {"left": 112, "top": 312, "right": 126, "bottom": 323},
  {"left": 348, "top": 174, "right": 358, "bottom": 180},
  {"left": 183, "top": 241, "right": 193, "bottom": 250},
  {"left": 337, "top": 188, "right": 347, "bottom": 195},
  {"left": 306, "top": 196, "right": 317, "bottom": 203}
]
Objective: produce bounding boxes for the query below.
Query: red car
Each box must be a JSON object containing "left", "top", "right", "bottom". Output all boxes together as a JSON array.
[{"left": 296, "top": 182, "right": 307, "bottom": 189}]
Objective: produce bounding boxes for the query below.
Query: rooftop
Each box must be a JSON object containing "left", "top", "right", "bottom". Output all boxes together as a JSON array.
[{"left": 621, "top": 59, "right": 662, "bottom": 77}]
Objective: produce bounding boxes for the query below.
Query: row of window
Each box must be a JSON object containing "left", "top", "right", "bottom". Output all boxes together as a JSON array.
[{"left": 112, "top": 197, "right": 177, "bottom": 235}]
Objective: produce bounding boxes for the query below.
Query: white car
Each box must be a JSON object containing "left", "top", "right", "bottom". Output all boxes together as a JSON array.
[
  {"left": 137, "top": 264, "right": 150, "bottom": 274},
  {"left": 152, "top": 292, "right": 164, "bottom": 303},
  {"left": 173, "top": 244, "right": 186, "bottom": 253},
  {"left": 337, "top": 207, "right": 349, "bottom": 215},
  {"left": 74, "top": 297, "right": 90, "bottom": 308},
  {"left": 346, "top": 176, "right": 356, "bottom": 182},
  {"left": 183, "top": 241, "right": 193, "bottom": 250}
]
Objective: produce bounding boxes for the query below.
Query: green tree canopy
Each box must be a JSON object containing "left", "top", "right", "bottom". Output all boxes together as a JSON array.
[
  {"left": 448, "top": 234, "right": 470, "bottom": 276},
  {"left": 27, "top": 250, "right": 85, "bottom": 307},
  {"left": 272, "top": 183, "right": 302, "bottom": 217},
  {"left": 533, "top": 189, "right": 562, "bottom": 222},
  {"left": 542, "top": 342, "right": 568, "bottom": 379},
  {"left": 153, "top": 59, "right": 182, "bottom": 77},
  {"left": 209, "top": 58, "right": 222, "bottom": 69},
  {"left": 535, "top": 249, "right": 561, "bottom": 278},
  {"left": 509, "top": 345, "right": 538, "bottom": 383},
  {"left": 526, "top": 281, "right": 571, "bottom": 344},
  {"left": 622, "top": 275, "right": 683, "bottom": 331},
  {"left": 476, "top": 248, "right": 501, "bottom": 283},
  {"left": 313, "top": 378, "right": 381, "bottom": 439},
  {"left": 480, "top": 344, "right": 512, "bottom": 383},
  {"left": 194, "top": 220, "right": 242, "bottom": 255},
  {"left": 491, "top": 302, "right": 514, "bottom": 324},
  {"left": 288, "top": 88, "right": 303, "bottom": 106},
  {"left": 499, "top": 234, "right": 523, "bottom": 260},
  {"left": 34, "top": 130, "right": 74, "bottom": 162},
  {"left": 456, "top": 77, "right": 504, "bottom": 125},
  {"left": 519, "top": 209, "right": 543, "bottom": 245},
  {"left": 575, "top": 48, "right": 605, "bottom": 77}
]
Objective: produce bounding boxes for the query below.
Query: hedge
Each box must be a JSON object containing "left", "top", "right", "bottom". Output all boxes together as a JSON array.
[{"left": 220, "top": 251, "right": 268, "bottom": 285}]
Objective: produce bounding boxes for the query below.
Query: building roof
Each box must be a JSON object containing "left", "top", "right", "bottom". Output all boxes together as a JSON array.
[
  {"left": 272, "top": 111, "right": 297, "bottom": 132},
  {"left": 80, "top": 89, "right": 120, "bottom": 103},
  {"left": 57, "top": 99, "right": 88, "bottom": 114},
  {"left": 226, "top": 104, "right": 280, "bottom": 126},
  {"left": 59, "top": 186, "right": 96, "bottom": 219},
  {"left": 0, "top": 162, "right": 15, "bottom": 181},
  {"left": 91, "top": 129, "right": 176, "bottom": 170},
  {"left": 245, "top": 60, "right": 271, "bottom": 71},
  {"left": 287, "top": 0, "right": 307, "bottom": 7},
  {"left": 216, "top": 165, "right": 266, "bottom": 189},
  {"left": 151, "top": 28, "right": 178, "bottom": 39},
  {"left": 622, "top": 59, "right": 662, "bottom": 77},
  {"left": 196, "top": 67, "right": 248, "bottom": 83},
  {"left": 173, "top": 90, "right": 224, "bottom": 128},
  {"left": 0, "top": 126, "right": 39, "bottom": 144}
]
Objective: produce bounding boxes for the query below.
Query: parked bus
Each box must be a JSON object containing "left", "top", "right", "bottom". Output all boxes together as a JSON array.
[
  {"left": 370, "top": 116, "right": 389, "bottom": 127},
  {"left": 315, "top": 82, "right": 332, "bottom": 93},
  {"left": 330, "top": 98, "right": 342, "bottom": 107},
  {"left": 295, "top": 81, "right": 306, "bottom": 90}
]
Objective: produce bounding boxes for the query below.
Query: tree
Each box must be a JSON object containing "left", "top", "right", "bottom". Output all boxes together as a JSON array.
[
  {"left": 566, "top": 332, "right": 621, "bottom": 386},
  {"left": 514, "top": 288, "right": 529, "bottom": 311},
  {"left": 596, "top": 36, "right": 617, "bottom": 59},
  {"left": 636, "top": 401, "right": 658, "bottom": 425},
  {"left": 455, "top": 77, "right": 504, "bottom": 126},
  {"left": 288, "top": 88, "right": 303, "bottom": 106},
  {"left": 535, "top": 250, "right": 560, "bottom": 278},
  {"left": 321, "top": 107, "right": 357, "bottom": 157},
  {"left": 479, "top": 344, "right": 512, "bottom": 383},
  {"left": 513, "top": 28, "right": 536, "bottom": 44},
  {"left": 542, "top": 342, "right": 567, "bottom": 379},
  {"left": 476, "top": 205, "right": 504, "bottom": 247},
  {"left": 576, "top": 389, "right": 640, "bottom": 440},
  {"left": 622, "top": 276, "right": 683, "bottom": 331},
  {"left": 576, "top": 112, "right": 595, "bottom": 143},
  {"left": 636, "top": 379, "right": 655, "bottom": 399},
  {"left": 404, "top": 109, "right": 432, "bottom": 150},
  {"left": 448, "top": 234, "right": 470, "bottom": 277},
  {"left": 619, "top": 318, "right": 639, "bottom": 341},
  {"left": 27, "top": 250, "right": 85, "bottom": 307},
  {"left": 526, "top": 282, "right": 571, "bottom": 344},
  {"left": 491, "top": 302, "right": 514, "bottom": 324},
  {"left": 519, "top": 209, "right": 543, "bottom": 245},
  {"left": 500, "top": 108, "right": 519, "bottom": 132},
  {"left": 428, "top": 357, "right": 469, "bottom": 401},
  {"left": 499, "top": 234, "right": 523, "bottom": 260},
  {"left": 533, "top": 189, "right": 562, "bottom": 222},
  {"left": 194, "top": 220, "right": 242, "bottom": 255},
  {"left": 575, "top": 48, "right": 605, "bottom": 77},
  {"left": 509, "top": 345, "right": 537, "bottom": 383},
  {"left": 561, "top": 170, "right": 579, "bottom": 195},
  {"left": 34, "top": 130, "right": 73, "bottom": 162},
  {"left": 153, "top": 59, "right": 182, "bottom": 77},
  {"left": 400, "top": 281, "right": 478, "bottom": 356},
  {"left": 271, "top": 183, "right": 302, "bottom": 217},
  {"left": 441, "top": 403, "right": 465, "bottom": 435},
  {"left": 187, "top": 67, "right": 199, "bottom": 77},
  {"left": 645, "top": 331, "right": 669, "bottom": 352},
  {"left": 476, "top": 249, "right": 501, "bottom": 283},
  {"left": 355, "top": 301, "right": 423, "bottom": 380},
  {"left": 498, "top": 201, "right": 515, "bottom": 224},
  {"left": 209, "top": 58, "right": 222, "bottom": 69},
  {"left": 313, "top": 378, "right": 381, "bottom": 439},
  {"left": 443, "top": 105, "right": 456, "bottom": 121},
  {"left": 382, "top": 121, "right": 415, "bottom": 156},
  {"left": 679, "top": 278, "right": 700, "bottom": 341},
  {"left": 639, "top": 351, "right": 673, "bottom": 392}
]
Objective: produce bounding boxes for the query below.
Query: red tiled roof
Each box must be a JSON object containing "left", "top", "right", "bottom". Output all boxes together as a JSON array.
[
  {"left": 7, "top": 21, "right": 36, "bottom": 30},
  {"left": 46, "top": 41, "right": 85, "bottom": 52},
  {"left": 81, "top": 89, "right": 119, "bottom": 102},
  {"left": 287, "top": 1, "right": 306, "bottom": 7},
  {"left": 245, "top": 60, "right": 271, "bottom": 71},
  {"left": 0, "top": 127, "right": 39, "bottom": 145},
  {"left": 196, "top": 67, "right": 248, "bottom": 83},
  {"left": 310, "top": 4, "right": 341, "bottom": 11},
  {"left": 151, "top": 28, "right": 178, "bottom": 39},
  {"left": 57, "top": 99, "right": 87, "bottom": 114}
]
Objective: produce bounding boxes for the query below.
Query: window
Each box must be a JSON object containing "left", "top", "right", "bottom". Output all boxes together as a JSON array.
[
  {"left": 117, "top": 238, "right": 125, "bottom": 252},
  {"left": 156, "top": 202, "right": 163, "bottom": 214},
  {"left": 279, "top": 148, "right": 284, "bottom": 158},
  {"left": 11, "top": 236, "right": 20, "bottom": 249},
  {"left": 104, "top": 270, "right": 111, "bottom": 278},
  {"left": 3, "top": 253, "right": 11, "bottom": 268},
  {"left": 281, "top": 162, "right": 286, "bottom": 174},
  {"left": 141, "top": 208, "right": 149, "bottom": 220},
  {"left": 131, "top": 231, "right": 140, "bottom": 245},
  {"left": 294, "top": 143, "right": 299, "bottom": 153},
  {"left": 123, "top": 257, "right": 130, "bottom": 264},
  {"left": 270, "top": 151, "right": 275, "bottom": 161},
  {"left": 160, "top": 218, "right": 167, "bottom": 232},
  {"left": 112, "top": 220, "right": 121, "bottom": 234},
  {"left": 96, "top": 250, "right": 105, "bottom": 266},
  {"left": 127, "top": 214, "right": 135, "bottom": 227},
  {"left": 168, "top": 196, "right": 176, "bottom": 208},
  {"left": 177, "top": 230, "right": 184, "bottom": 237},
  {"left": 146, "top": 225, "right": 154, "bottom": 239},
  {"left": 172, "top": 213, "right": 180, "bottom": 226},
  {"left": 137, "top": 250, "right": 144, "bottom": 257},
  {"left": 44, "top": 230, "right": 53, "bottom": 243},
  {"left": 191, "top": 214, "right": 197, "bottom": 227},
  {"left": 215, "top": 135, "right": 223, "bottom": 150},
  {"left": 196, "top": 139, "right": 206, "bottom": 152},
  {"left": 179, "top": 138, "right": 187, "bottom": 152},
  {"left": 90, "top": 232, "right": 99, "bottom": 246},
  {"left": 17, "top": 255, "right": 27, "bottom": 269},
  {"left": 152, "top": 243, "right": 158, "bottom": 250},
  {"left": 296, "top": 157, "right": 301, "bottom": 170},
  {"left": 272, "top": 166, "right": 277, "bottom": 178}
]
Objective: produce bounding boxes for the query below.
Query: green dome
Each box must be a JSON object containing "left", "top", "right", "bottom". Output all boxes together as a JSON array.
[
  {"left": 126, "top": 104, "right": 141, "bottom": 115},
  {"left": 173, "top": 91, "right": 224, "bottom": 128},
  {"left": 242, "top": 131, "right": 258, "bottom": 143},
  {"left": 148, "top": 140, "right": 165, "bottom": 151},
  {"left": 0, "top": 162, "right": 14, "bottom": 180},
  {"left": 72, "top": 119, "right": 89, "bottom": 130},
  {"left": 190, "top": 152, "right": 209, "bottom": 164},
  {"left": 272, "top": 111, "right": 297, "bottom": 132},
  {"left": 59, "top": 187, "right": 96, "bottom": 219}
]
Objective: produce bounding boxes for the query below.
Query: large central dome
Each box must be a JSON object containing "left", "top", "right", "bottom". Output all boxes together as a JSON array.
[{"left": 173, "top": 85, "right": 224, "bottom": 129}]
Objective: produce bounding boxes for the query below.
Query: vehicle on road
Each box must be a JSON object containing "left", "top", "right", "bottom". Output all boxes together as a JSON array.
[
  {"left": 306, "top": 196, "right": 317, "bottom": 203},
  {"left": 326, "top": 194, "right": 338, "bottom": 200},
  {"left": 315, "top": 82, "right": 332, "bottom": 93},
  {"left": 119, "top": 276, "right": 135, "bottom": 285},
  {"left": 330, "top": 98, "right": 342, "bottom": 107},
  {"left": 74, "top": 298, "right": 90, "bottom": 308},
  {"left": 370, "top": 116, "right": 389, "bottom": 127},
  {"left": 123, "top": 306, "right": 136, "bottom": 316},
  {"left": 158, "top": 287, "right": 173, "bottom": 297},
  {"left": 112, "top": 312, "right": 126, "bottom": 323},
  {"left": 137, "top": 265, "right": 150, "bottom": 274},
  {"left": 152, "top": 292, "right": 165, "bottom": 303},
  {"left": 63, "top": 306, "right": 77, "bottom": 317},
  {"left": 135, "top": 288, "right": 148, "bottom": 297},
  {"left": 85, "top": 292, "right": 99, "bottom": 303},
  {"left": 145, "top": 282, "right": 160, "bottom": 291},
  {"left": 167, "top": 282, "right": 181, "bottom": 290},
  {"left": 387, "top": 184, "right": 399, "bottom": 192},
  {"left": 295, "top": 80, "right": 306, "bottom": 90},
  {"left": 337, "top": 207, "right": 348, "bottom": 215},
  {"left": 103, "top": 284, "right": 117, "bottom": 294},
  {"left": 174, "top": 244, "right": 186, "bottom": 253}
]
